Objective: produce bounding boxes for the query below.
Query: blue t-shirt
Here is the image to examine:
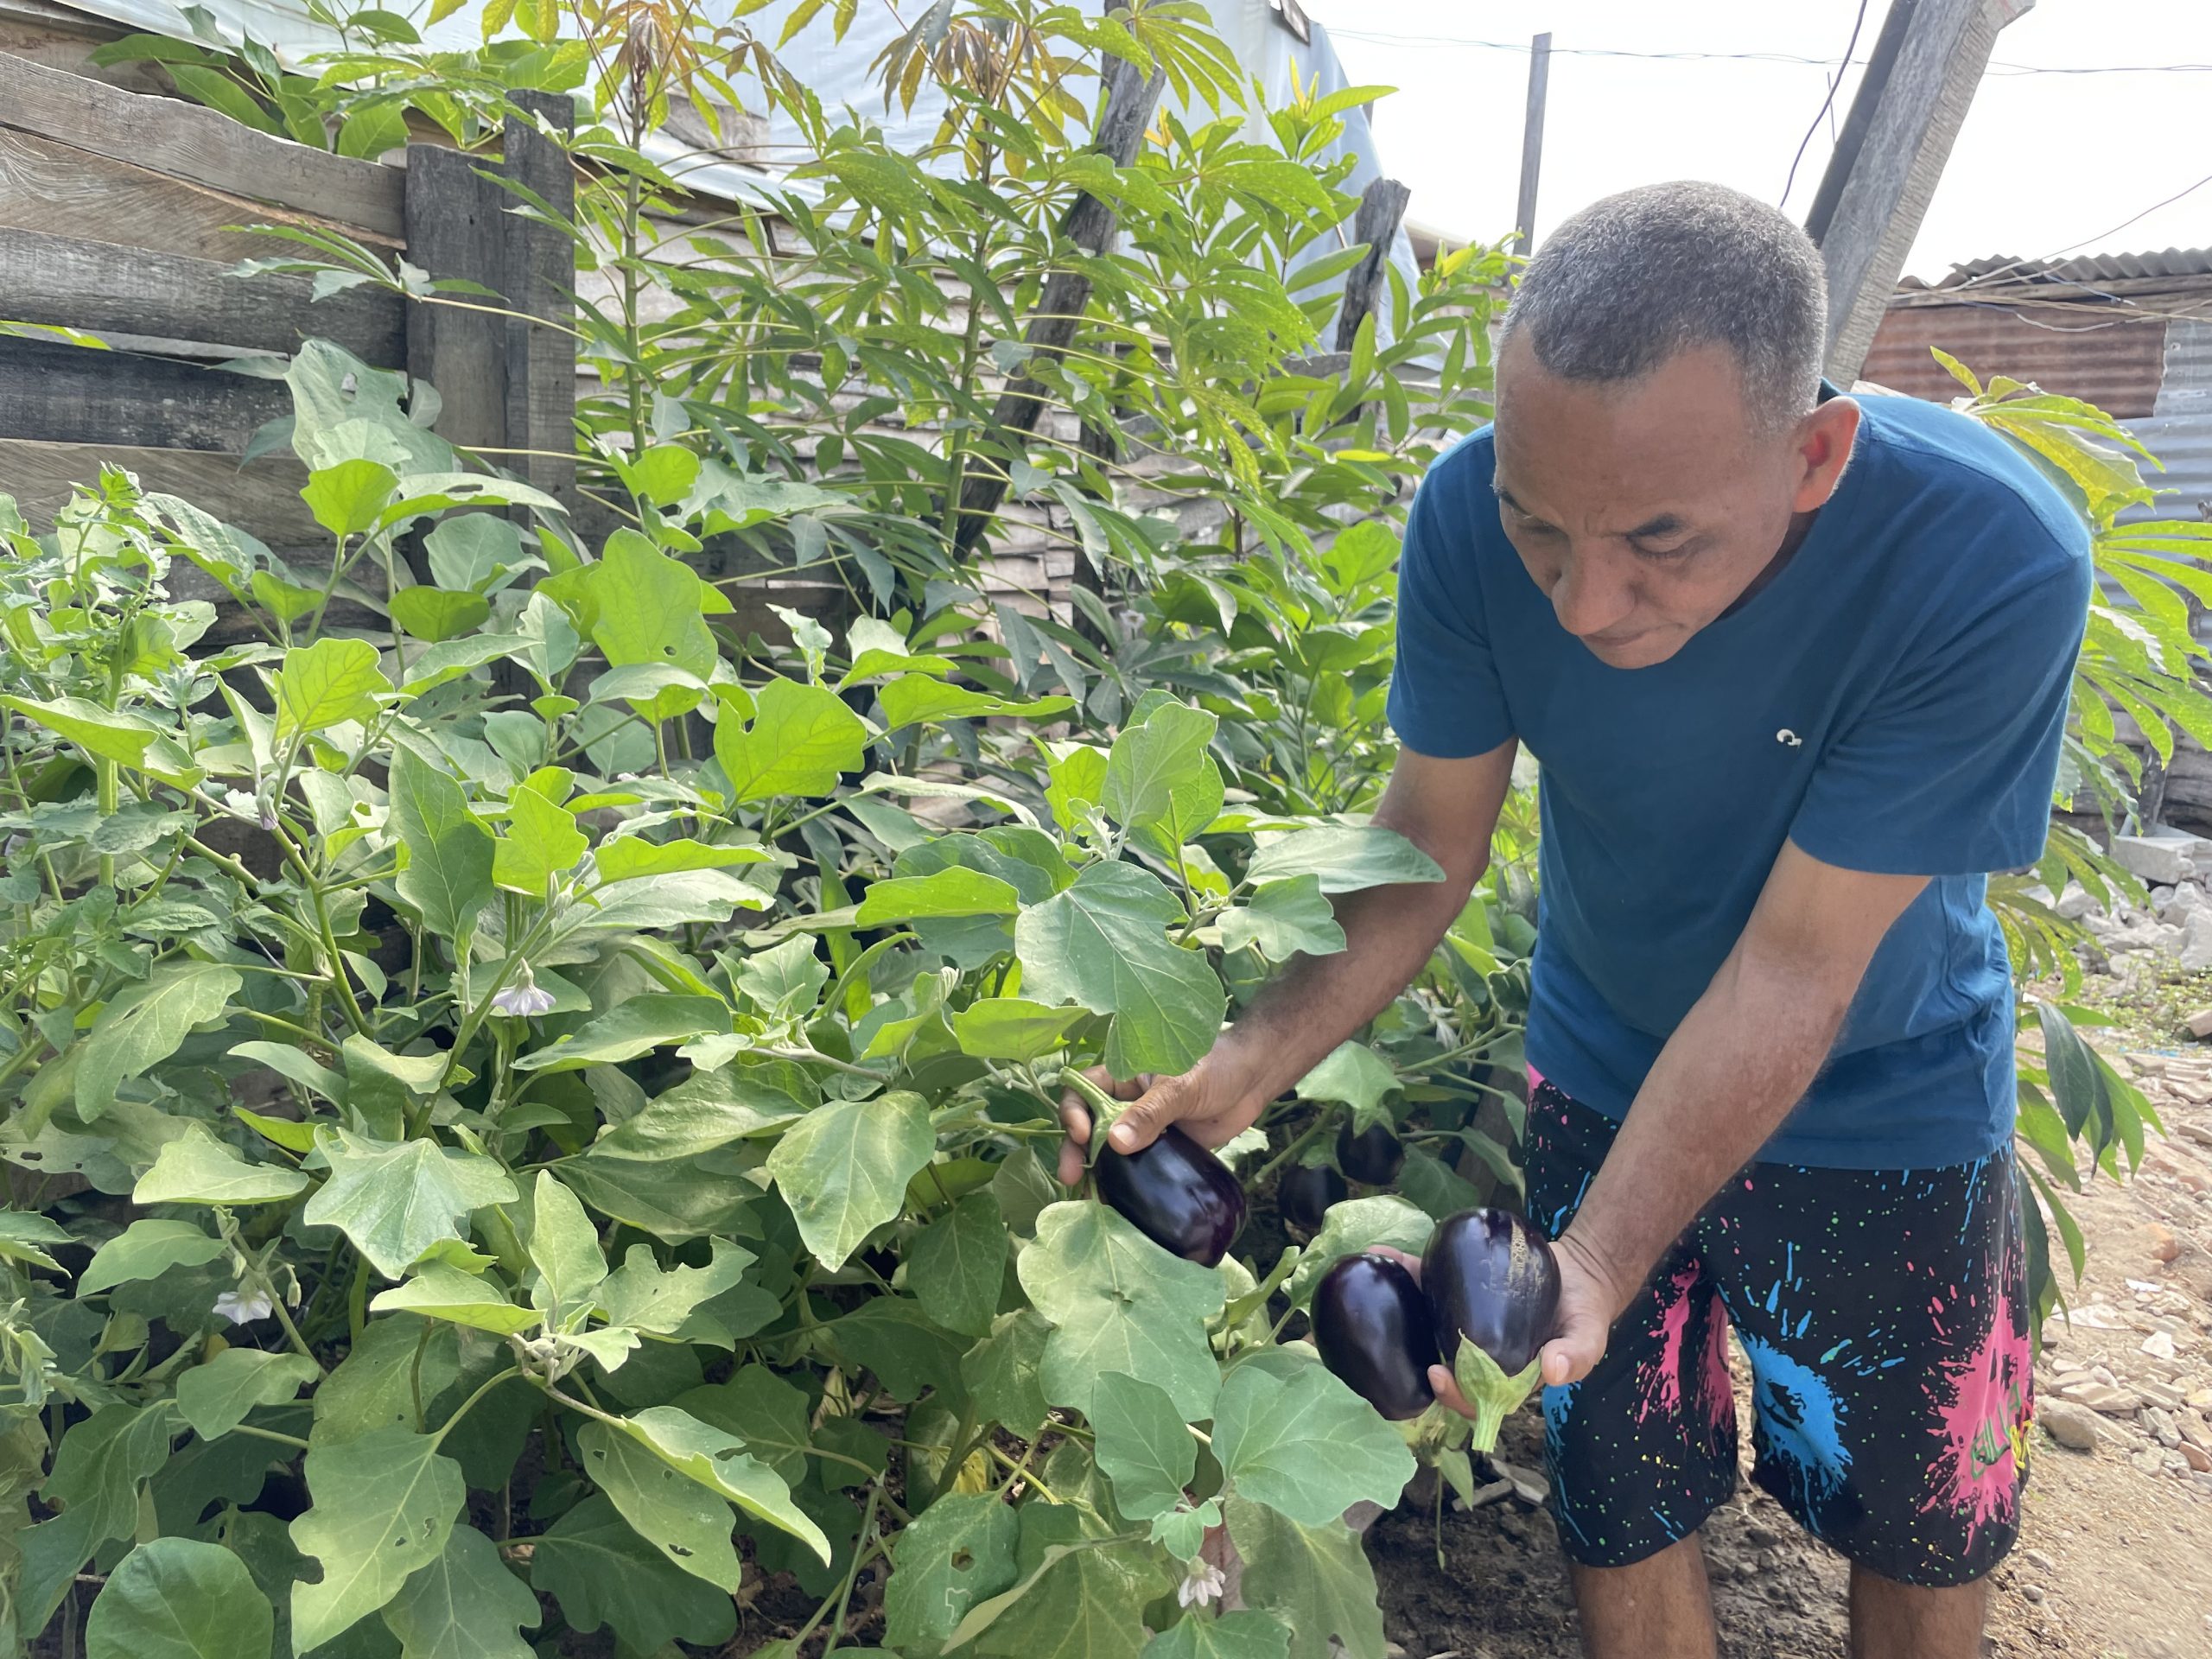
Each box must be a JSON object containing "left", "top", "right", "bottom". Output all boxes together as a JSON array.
[{"left": 1386, "top": 391, "right": 2092, "bottom": 1169}]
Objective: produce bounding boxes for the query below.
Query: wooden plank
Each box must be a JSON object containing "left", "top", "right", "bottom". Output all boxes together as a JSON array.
[
  {"left": 1334, "top": 176, "right": 1410, "bottom": 352},
  {"left": 0, "top": 127, "right": 397, "bottom": 264},
  {"left": 1802, "top": 0, "right": 2034, "bottom": 383},
  {"left": 953, "top": 54, "right": 1166, "bottom": 556},
  {"left": 403, "top": 140, "right": 508, "bottom": 451},
  {"left": 500, "top": 93, "right": 578, "bottom": 511},
  {"left": 0, "top": 436, "right": 319, "bottom": 543},
  {"left": 0, "top": 335, "right": 290, "bottom": 451},
  {"left": 0, "top": 51, "right": 404, "bottom": 239},
  {"left": 0, "top": 226, "right": 404, "bottom": 362}
]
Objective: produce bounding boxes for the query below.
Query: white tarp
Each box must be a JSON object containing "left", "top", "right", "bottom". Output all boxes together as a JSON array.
[{"left": 48, "top": 0, "right": 1420, "bottom": 340}]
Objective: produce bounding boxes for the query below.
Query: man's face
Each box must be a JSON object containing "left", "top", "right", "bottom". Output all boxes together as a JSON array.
[{"left": 1491, "top": 335, "right": 1848, "bottom": 671}]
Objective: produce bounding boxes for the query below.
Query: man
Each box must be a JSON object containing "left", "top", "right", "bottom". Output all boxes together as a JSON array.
[{"left": 1059, "top": 181, "right": 2092, "bottom": 1659}]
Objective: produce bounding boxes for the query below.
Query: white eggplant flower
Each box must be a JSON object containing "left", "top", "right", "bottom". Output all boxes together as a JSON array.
[
  {"left": 1175, "top": 1561, "right": 1227, "bottom": 1610},
  {"left": 492, "top": 961, "right": 556, "bottom": 1019},
  {"left": 213, "top": 1289, "right": 275, "bottom": 1325}
]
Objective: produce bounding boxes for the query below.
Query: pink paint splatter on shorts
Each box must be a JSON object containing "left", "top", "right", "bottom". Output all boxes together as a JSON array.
[
  {"left": 1919, "top": 1287, "right": 2032, "bottom": 1548},
  {"left": 1526, "top": 1065, "right": 1547, "bottom": 1093},
  {"left": 1635, "top": 1264, "right": 1703, "bottom": 1422}
]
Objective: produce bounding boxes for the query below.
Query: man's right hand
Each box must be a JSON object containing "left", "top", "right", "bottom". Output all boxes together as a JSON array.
[{"left": 1055, "top": 1046, "right": 1267, "bottom": 1187}]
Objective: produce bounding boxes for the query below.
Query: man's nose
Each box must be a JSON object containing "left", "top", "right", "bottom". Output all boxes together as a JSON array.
[{"left": 1549, "top": 550, "right": 1636, "bottom": 639}]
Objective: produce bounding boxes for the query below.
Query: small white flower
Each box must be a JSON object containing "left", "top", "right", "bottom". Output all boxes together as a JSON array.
[
  {"left": 492, "top": 962, "right": 556, "bottom": 1019},
  {"left": 1176, "top": 1561, "right": 1227, "bottom": 1609},
  {"left": 222, "top": 788, "right": 258, "bottom": 817},
  {"left": 213, "top": 1289, "right": 274, "bottom": 1325}
]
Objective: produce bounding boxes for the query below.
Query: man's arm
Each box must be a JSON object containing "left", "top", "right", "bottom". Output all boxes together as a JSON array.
[
  {"left": 1058, "top": 741, "right": 1517, "bottom": 1184},
  {"left": 1530, "top": 840, "right": 1927, "bottom": 1387}
]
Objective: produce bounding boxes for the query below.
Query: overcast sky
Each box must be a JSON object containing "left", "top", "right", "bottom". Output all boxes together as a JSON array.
[{"left": 1313, "top": 0, "right": 2212, "bottom": 282}]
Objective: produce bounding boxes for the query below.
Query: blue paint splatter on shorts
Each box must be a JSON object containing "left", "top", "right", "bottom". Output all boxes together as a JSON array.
[{"left": 1740, "top": 1334, "right": 1852, "bottom": 1527}]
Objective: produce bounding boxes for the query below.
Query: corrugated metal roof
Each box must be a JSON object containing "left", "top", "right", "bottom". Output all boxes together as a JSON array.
[
  {"left": 1864, "top": 303, "right": 2169, "bottom": 418},
  {"left": 2120, "top": 410, "right": 2212, "bottom": 525},
  {"left": 1904, "top": 247, "right": 2212, "bottom": 291}
]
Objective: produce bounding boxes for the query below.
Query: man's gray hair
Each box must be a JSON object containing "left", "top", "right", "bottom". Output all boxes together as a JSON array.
[{"left": 1501, "top": 181, "right": 1828, "bottom": 434}]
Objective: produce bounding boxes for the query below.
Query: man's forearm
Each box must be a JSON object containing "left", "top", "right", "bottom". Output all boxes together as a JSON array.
[
  {"left": 1559, "top": 943, "right": 1854, "bottom": 1308},
  {"left": 1218, "top": 872, "right": 1478, "bottom": 1109}
]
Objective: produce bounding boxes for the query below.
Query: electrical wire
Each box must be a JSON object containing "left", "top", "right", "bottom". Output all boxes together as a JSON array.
[
  {"left": 1779, "top": 0, "right": 1868, "bottom": 210},
  {"left": 1323, "top": 27, "right": 2212, "bottom": 77}
]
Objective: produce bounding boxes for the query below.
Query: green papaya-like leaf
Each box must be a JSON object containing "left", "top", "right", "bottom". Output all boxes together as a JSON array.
[
  {"left": 388, "top": 747, "right": 493, "bottom": 942},
  {"left": 175, "top": 1350, "right": 320, "bottom": 1441},
  {"left": 273, "top": 638, "right": 385, "bottom": 741},
  {"left": 529, "top": 1494, "right": 737, "bottom": 1653},
  {"left": 765, "top": 1091, "right": 934, "bottom": 1270},
  {"left": 1223, "top": 1496, "right": 1385, "bottom": 1659},
  {"left": 715, "top": 677, "right": 869, "bottom": 804},
  {"left": 302, "top": 458, "right": 398, "bottom": 537},
  {"left": 908, "top": 1192, "right": 1007, "bottom": 1338},
  {"left": 378, "top": 1523, "right": 538, "bottom": 1659},
  {"left": 882, "top": 1491, "right": 1020, "bottom": 1654},
  {"left": 134, "top": 1125, "right": 308, "bottom": 1206},
  {"left": 302, "top": 1128, "right": 518, "bottom": 1277},
  {"left": 389, "top": 588, "right": 491, "bottom": 643},
  {"left": 79, "top": 1219, "right": 226, "bottom": 1294},
  {"left": 1211, "top": 1358, "right": 1414, "bottom": 1525},
  {"left": 491, "top": 786, "right": 588, "bottom": 895},
  {"left": 1089, "top": 1371, "right": 1196, "bottom": 1521},
  {"left": 77, "top": 961, "right": 242, "bottom": 1121},
  {"left": 288, "top": 1427, "right": 465, "bottom": 1651},
  {"left": 86, "top": 1536, "right": 272, "bottom": 1659}
]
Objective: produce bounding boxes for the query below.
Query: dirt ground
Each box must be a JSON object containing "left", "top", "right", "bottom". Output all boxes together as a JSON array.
[{"left": 1363, "top": 1048, "right": 2212, "bottom": 1659}]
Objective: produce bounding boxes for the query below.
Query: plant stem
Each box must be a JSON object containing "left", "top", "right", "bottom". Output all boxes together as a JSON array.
[
  {"left": 431, "top": 1365, "right": 522, "bottom": 1446},
  {"left": 817, "top": 1484, "right": 881, "bottom": 1659},
  {"left": 1249, "top": 1108, "right": 1334, "bottom": 1188},
  {"left": 231, "top": 1423, "right": 314, "bottom": 1452}
]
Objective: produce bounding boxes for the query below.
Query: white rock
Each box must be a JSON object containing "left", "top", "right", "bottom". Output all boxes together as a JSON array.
[
  {"left": 2155, "top": 924, "right": 2188, "bottom": 957},
  {"left": 2113, "top": 834, "right": 2195, "bottom": 885},
  {"left": 2182, "top": 911, "right": 2212, "bottom": 971},
  {"left": 2056, "top": 885, "right": 2097, "bottom": 921},
  {"left": 2163, "top": 883, "right": 2211, "bottom": 925},
  {"left": 2143, "top": 1330, "right": 2180, "bottom": 1361}
]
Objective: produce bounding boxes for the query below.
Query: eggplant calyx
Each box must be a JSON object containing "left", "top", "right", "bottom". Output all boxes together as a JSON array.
[
  {"left": 1448, "top": 1332, "right": 1544, "bottom": 1455},
  {"left": 1058, "top": 1065, "right": 1128, "bottom": 1170}
]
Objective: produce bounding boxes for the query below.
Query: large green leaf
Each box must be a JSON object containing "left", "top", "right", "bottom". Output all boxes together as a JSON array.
[
  {"left": 1017, "top": 1201, "right": 1225, "bottom": 1419},
  {"left": 133, "top": 1125, "right": 308, "bottom": 1206},
  {"left": 370, "top": 1262, "right": 538, "bottom": 1336},
  {"left": 1211, "top": 1359, "right": 1414, "bottom": 1525},
  {"left": 1217, "top": 876, "right": 1344, "bottom": 963},
  {"left": 378, "top": 1523, "right": 538, "bottom": 1659},
  {"left": 524, "top": 1168, "right": 606, "bottom": 1318},
  {"left": 274, "top": 638, "right": 385, "bottom": 741},
  {"left": 765, "top": 1090, "right": 934, "bottom": 1269},
  {"left": 302, "top": 1128, "right": 518, "bottom": 1277},
  {"left": 587, "top": 1065, "right": 814, "bottom": 1159},
  {"left": 908, "top": 1192, "right": 1007, "bottom": 1338},
  {"left": 289, "top": 1427, "right": 466, "bottom": 1651},
  {"left": 308, "top": 1318, "right": 460, "bottom": 1446},
  {"left": 1243, "top": 826, "right": 1443, "bottom": 894},
  {"left": 1145, "top": 1611, "right": 1293, "bottom": 1659},
  {"left": 600, "top": 1406, "right": 830, "bottom": 1560},
  {"left": 1089, "top": 1371, "right": 1196, "bottom": 1521},
  {"left": 593, "top": 837, "right": 775, "bottom": 883},
  {"left": 0, "top": 695, "right": 203, "bottom": 788},
  {"left": 587, "top": 531, "right": 717, "bottom": 683},
  {"left": 1223, "top": 1496, "right": 1384, "bottom": 1659},
  {"left": 491, "top": 786, "right": 588, "bottom": 895},
  {"left": 715, "top": 677, "right": 869, "bottom": 804},
  {"left": 79, "top": 1218, "right": 226, "bottom": 1294},
  {"left": 302, "top": 458, "right": 398, "bottom": 537},
  {"left": 512, "top": 994, "right": 728, "bottom": 1073},
  {"left": 18, "top": 1403, "right": 181, "bottom": 1636},
  {"left": 883, "top": 1491, "right": 1020, "bottom": 1655},
  {"left": 556, "top": 1147, "right": 755, "bottom": 1241},
  {"left": 594, "top": 1239, "right": 753, "bottom": 1335},
  {"left": 1283, "top": 1196, "right": 1433, "bottom": 1308},
  {"left": 1294, "top": 1042, "right": 1397, "bottom": 1126},
  {"left": 0, "top": 1210, "right": 67, "bottom": 1272},
  {"left": 388, "top": 747, "right": 493, "bottom": 943},
  {"left": 879, "top": 677, "right": 1075, "bottom": 733},
  {"left": 529, "top": 1494, "right": 737, "bottom": 1653},
  {"left": 77, "top": 961, "right": 241, "bottom": 1121},
  {"left": 1014, "top": 861, "right": 1224, "bottom": 1077},
  {"left": 855, "top": 867, "right": 1023, "bottom": 925},
  {"left": 175, "top": 1350, "right": 320, "bottom": 1441},
  {"left": 966, "top": 1504, "right": 1176, "bottom": 1659},
  {"left": 573, "top": 1420, "right": 741, "bottom": 1591},
  {"left": 672, "top": 1365, "right": 811, "bottom": 1484},
  {"left": 1103, "top": 702, "right": 1221, "bottom": 842},
  {"left": 960, "top": 1308, "right": 1052, "bottom": 1429},
  {"left": 86, "top": 1537, "right": 271, "bottom": 1659},
  {"left": 950, "top": 998, "right": 1090, "bottom": 1062}
]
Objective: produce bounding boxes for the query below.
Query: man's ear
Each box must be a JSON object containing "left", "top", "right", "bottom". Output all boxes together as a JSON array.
[{"left": 1789, "top": 397, "right": 1862, "bottom": 514}]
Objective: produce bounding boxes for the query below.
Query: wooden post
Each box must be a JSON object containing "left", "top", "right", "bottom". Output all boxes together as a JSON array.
[
  {"left": 402, "top": 92, "right": 576, "bottom": 505},
  {"left": 1513, "top": 32, "right": 1551, "bottom": 256},
  {"left": 1802, "top": 0, "right": 2035, "bottom": 384},
  {"left": 1334, "top": 176, "right": 1411, "bottom": 352},
  {"left": 951, "top": 54, "right": 1166, "bottom": 556}
]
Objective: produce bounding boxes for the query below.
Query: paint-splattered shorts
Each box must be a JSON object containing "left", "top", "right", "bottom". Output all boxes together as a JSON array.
[{"left": 1528, "top": 1078, "right": 2033, "bottom": 1586}]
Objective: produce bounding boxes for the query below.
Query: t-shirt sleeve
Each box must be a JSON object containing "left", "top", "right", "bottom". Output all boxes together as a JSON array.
[
  {"left": 1385, "top": 462, "right": 1516, "bottom": 758},
  {"left": 1789, "top": 540, "right": 2091, "bottom": 877}
]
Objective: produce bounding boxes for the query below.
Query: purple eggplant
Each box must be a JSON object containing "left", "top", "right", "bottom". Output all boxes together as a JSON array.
[
  {"left": 1313, "top": 1253, "right": 1438, "bottom": 1420},
  {"left": 1276, "top": 1162, "right": 1348, "bottom": 1238},
  {"left": 1421, "top": 1208, "right": 1561, "bottom": 1452},
  {"left": 1336, "top": 1122, "right": 1404, "bottom": 1185},
  {"left": 1096, "top": 1125, "right": 1246, "bottom": 1267}
]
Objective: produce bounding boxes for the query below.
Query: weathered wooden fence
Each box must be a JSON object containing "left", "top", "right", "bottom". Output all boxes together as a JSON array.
[{"left": 0, "top": 51, "right": 575, "bottom": 549}]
